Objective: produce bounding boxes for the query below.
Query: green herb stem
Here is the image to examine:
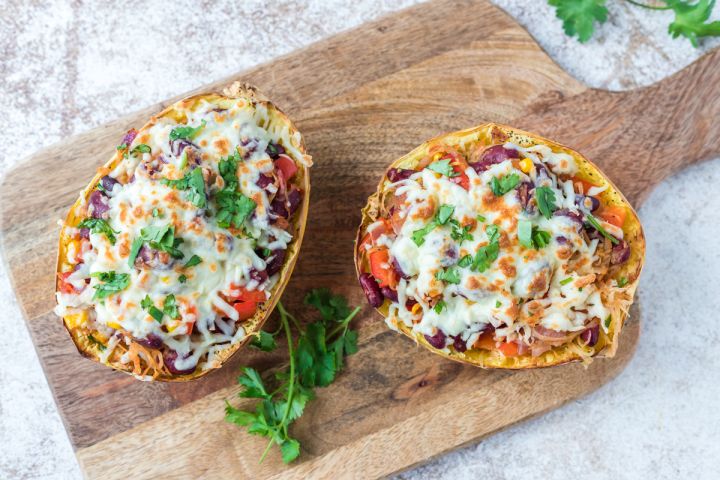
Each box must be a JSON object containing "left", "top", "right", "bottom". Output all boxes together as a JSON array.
[{"left": 624, "top": 0, "right": 671, "bottom": 10}]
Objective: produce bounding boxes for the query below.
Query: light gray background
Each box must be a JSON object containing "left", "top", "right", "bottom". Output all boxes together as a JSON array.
[{"left": 1, "top": 1, "right": 719, "bottom": 479}]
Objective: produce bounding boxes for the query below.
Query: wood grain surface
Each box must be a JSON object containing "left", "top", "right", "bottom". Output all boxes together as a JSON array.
[{"left": 1, "top": 0, "right": 718, "bottom": 478}]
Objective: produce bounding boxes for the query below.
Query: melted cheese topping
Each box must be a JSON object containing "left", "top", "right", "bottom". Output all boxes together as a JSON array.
[
  {"left": 56, "top": 98, "right": 306, "bottom": 372},
  {"left": 378, "top": 143, "right": 610, "bottom": 351}
]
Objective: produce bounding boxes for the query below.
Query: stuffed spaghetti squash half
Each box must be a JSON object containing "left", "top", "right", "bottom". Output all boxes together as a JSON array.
[
  {"left": 355, "top": 124, "right": 644, "bottom": 369},
  {"left": 55, "top": 82, "right": 312, "bottom": 381}
]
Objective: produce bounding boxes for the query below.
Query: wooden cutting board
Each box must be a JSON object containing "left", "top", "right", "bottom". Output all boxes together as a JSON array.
[{"left": 2, "top": 0, "right": 719, "bottom": 478}]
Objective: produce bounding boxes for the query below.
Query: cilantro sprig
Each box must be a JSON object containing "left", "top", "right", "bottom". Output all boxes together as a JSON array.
[
  {"left": 140, "top": 294, "right": 180, "bottom": 323},
  {"left": 225, "top": 289, "right": 360, "bottom": 464},
  {"left": 471, "top": 224, "right": 501, "bottom": 272},
  {"left": 91, "top": 271, "right": 130, "bottom": 300},
  {"left": 78, "top": 218, "right": 118, "bottom": 245},
  {"left": 128, "top": 224, "right": 185, "bottom": 267},
  {"left": 535, "top": 186, "right": 557, "bottom": 219},
  {"left": 162, "top": 168, "right": 207, "bottom": 208},
  {"left": 435, "top": 266, "right": 461, "bottom": 284},
  {"left": 169, "top": 120, "right": 206, "bottom": 141},
  {"left": 411, "top": 204, "right": 455, "bottom": 246},
  {"left": 490, "top": 173, "right": 520, "bottom": 197},
  {"left": 214, "top": 152, "right": 257, "bottom": 230},
  {"left": 586, "top": 213, "right": 620, "bottom": 245},
  {"left": 426, "top": 159, "right": 459, "bottom": 177},
  {"left": 549, "top": 0, "right": 720, "bottom": 47}
]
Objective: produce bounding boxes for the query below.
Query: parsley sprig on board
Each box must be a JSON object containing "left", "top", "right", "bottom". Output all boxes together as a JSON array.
[
  {"left": 549, "top": 0, "right": 720, "bottom": 46},
  {"left": 225, "top": 289, "right": 360, "bottom": 464}
]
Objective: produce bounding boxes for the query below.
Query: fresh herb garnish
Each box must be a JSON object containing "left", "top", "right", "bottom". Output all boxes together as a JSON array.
[
  {"left": 436, "top": 205, "right": 455, "bottom": 225},
  {"left": 218, "top": 152, "right": 240, "bottom": 191},
  {"left": 128, "top": 238, "right": 143, "bottom": 267},
  {"left": 535, "top": 186, "right": 557, "bottom": 219},
  {"left": 490, "top": 173, "right": 520, "bottom": 197},
  {"left": 225, "top": 290, "right": 360, "bottom": 464},
  {"left": 152, "top": 208, "right": 160, "bottom": 217},
  {"left": 87, "top": 334, "right": 107, "bottom": 351},
  {"left": 250, "top": 330, "right": 277, "bottom": 352},
  {"left": 476, "top": 214, "right": 486, "bottom": 222},
  {"left": 130, "top": 144, "right": 151, "bottom": 155},
  {"left": 518, "top": 219, "right": 533, "bottom": 249},
  {"left": 433, "top": 300, "right": 447, "bottom": 313},
  {"left": 617, "top": 276, "right": 629, "bottom": 287},
  {"left": 169, "top": 119, "right": 206, "bottom": 141},
  {"left": 495, "top": 300, "right": 502, "bottom": 308},
  {"left": 141, "top": 295, "right": 164, "bottom": 322},
  {"left": 426, "top": 159, "right": 459, "bottom": 178},
  {"left": 450, "top": 220, "right": 473, "bottom": 243},
  {"left": 178, "top": 274, "right": 187, "bottom": 283},
  {"left": 78, "top": 218, "right": 118, "bottom": 245},
  {"left": 140, "top": 224, "right": 185, "bottom": 259},
  {"left": 458, "top": 254, "right": 473, "bottom": 268},
  {"left": 162, "top": 167, "right": 207, "bottom": 208},
  {"left": 435, "top": 267, "right": 461, "bottom": 284},
  {"left": 163, "top": 294, "right": 180, "bottom": 319},
  {"left": 183, "top": 255, "right": 203, "bottom": 268},
  {"left": 471, "top": 224, "right": 501, "bottom": 272},
  {"left": 560, "top": 277, "right": 574, "bottom": 286},
  {"left": 586, "top": 213, "right": 619, "bottom": 245},
  {"left": 215, "top": 190, "right": 257, "bottom": 229},
  {"left": 91, "top": 271, "right": 130, "bottom": 300},
  {"left": 548, "top": 0, "right": 608, "bottom": 43},
  {"left": 531, "top": 227, "right": 551, "bottom": 249},
  {"left": 411, "top": 204, "right": 457, "bottom": 246},
  {"left": 604, "top": 315, "right": 612, "bottom": 329},
  {"left": 116, "top": 143, "right": 128, "bottom": 151}
]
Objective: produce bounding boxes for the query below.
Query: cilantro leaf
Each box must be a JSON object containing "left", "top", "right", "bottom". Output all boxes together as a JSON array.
[
  {"left": 305, "top": 288, "right": 351, "bottom": 322},
  {"left": 163, "top": 294, "right": 180, "bottom": 319},
  {"left": 426, "top": 159, "right": 459, "bottom": 177},
  {"left": 617, "top": 276, "right": 629, "bottom": 287},
  {"left": 162, "top": 167, "right": 207, "bottom": 208},
  {"left": 78, "top": 218, "right": 118, "bottom": 245},
  {"left": 435, "top": 267, "right": 461, "bottom": 284},
  {"left": 549, "top": 0, "right": 608, "bottom": 43},
  {"left": 535, "top": 186, "right": 557, "bottom": 219},
  {"left": 237, "top": 367, "right": 272, "bottom": 399},
  {"left": 183, "top": 255, "right": 203, "bottom": 268},
  {"left": 560, "top": 277, "right": 574, "bottom": 286},
  {"left": 531, "top": 227, "right": 551, "bottom": 249},
  {"left": 471, "top": 224, "right": 501, "bottom": 272},
  {"left": 130, "top": 144, "right": 151, "bottom": 155},
  {"left": 128, "top": 238, "right": 143, "bottom": 267},
  {"left": 450, "top": 220, "right": 473, "bottom": 243},
  {"left": 91, "top": 271, "right": 130, "bottom": 300},
  {"left": 250, "top": 331, "right": 277, "bottom": 352},
  {"left": 281, "top": 439, "right": 301, "bottom": 464},
  {"left": 490, "top": 173, "right": 520, "bottom": 197},
  {"left": 178, "top": 274, "right": 187, "bottom": 283},
  {"left": 411, "top": 221, "right": 437, "bottom": 246},
  {"left": 141, "top": 295, "right": 164, "bottom": 322},
  {"left": 434, "top": 300, "right": 447, "bottom": 313},
  {"left": 436, "top": 204, "right": 455, "bottom": 225},
  {"left": 140, "top": 224, "right": 185, "bottom": 259},
  {"left": 218, "top": 153, "right": 240, "bottom": 191},
  {"left": 667, "top": 0, "right": 720, "bottom": 47},
  {"left": 215, "top": 190, "right": 256, "bottom": 230},
  {"left": 458, "top": 254, "right": 473, "bottom": 268},
  {"left": 169, "top": 119, "right": 206, "bottom": 141}
]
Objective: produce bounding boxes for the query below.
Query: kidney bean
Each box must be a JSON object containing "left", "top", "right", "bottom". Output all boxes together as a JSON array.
[
  {"left": 580, "top": 324, "right": 599, "bottom": 347},
  {"left": 380, "top": 286, "right": 398, "bottom": 303},
  {"left": 359, "top": 273, "right": 384, "bottom": 308},
  {"left": 89, "top": 190, "right": 110, "bottom": 218},
  {"left": 610, "top": 240, "right": 630, "bottom": 265},
  {"left": 265, "top": 249, "right": 286, "bottom": 276},
  {"left": 469, "top": 145, "right": 520, "bottom": 173},
  {"left": 256, "top": 173, "right": 273, "bottom": 189},
  {"left": 392, "top": 258, "right": 410, "bottom": 280},
  {"left": 270, "top": 188, "right": 302, "bottom": 219},
  {"left": 250, "top": 268, "right": 269, "bottom": 284},
  {"left": 576, "top": 195, "right": 600, "bottom": 212},
  {"left": 163, "top": 350, "right": 196, "bottom": 375},
  {"left": 452, "top": 335, "right": 467, "bottom": 352},
  {"left": 266, "top": 141, "right": 285, "bottom": 159},
  {"left": 100, "top": 175, "right": 119, "bottom": 195},
  {"left": 386, "top": 168, "right": 416, "bottom": 182},
  {"left": 121, "top": 129, "right": 137, "bottom": 146},
  {"left": 554, "top": 208, "right": 583, "bottom": 226},
  {"left": 424, "top": 329, "right": 447, "bottom": 349},
  {"left": 137, "top": 333, "right": 163, "bottom": 349}
]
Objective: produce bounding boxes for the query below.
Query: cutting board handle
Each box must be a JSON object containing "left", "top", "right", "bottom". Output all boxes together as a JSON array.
[{"left": 523, "top": 47, "right": 720, "bottom": 206}]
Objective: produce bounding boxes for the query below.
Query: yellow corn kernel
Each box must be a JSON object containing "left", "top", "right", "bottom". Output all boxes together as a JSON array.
[
  {"left": 411, "top": 303, "right": 422, "bottom": 315},
  {"left": 64, "top": 311, "right": 88, "bottom": 329},
  {"left": 107, "top": 321, "right": 122, "bottom": 330},
  {"left": 432, "top": 152, "right": 443, "bottom": 161},
  {"left": 519, "top": 158, "right": 533, "bottom": 173}
]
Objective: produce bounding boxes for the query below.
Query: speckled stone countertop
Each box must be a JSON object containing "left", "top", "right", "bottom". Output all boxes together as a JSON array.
[{"left": 1, "top": 1, "right": 719, "bottom": 479}]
